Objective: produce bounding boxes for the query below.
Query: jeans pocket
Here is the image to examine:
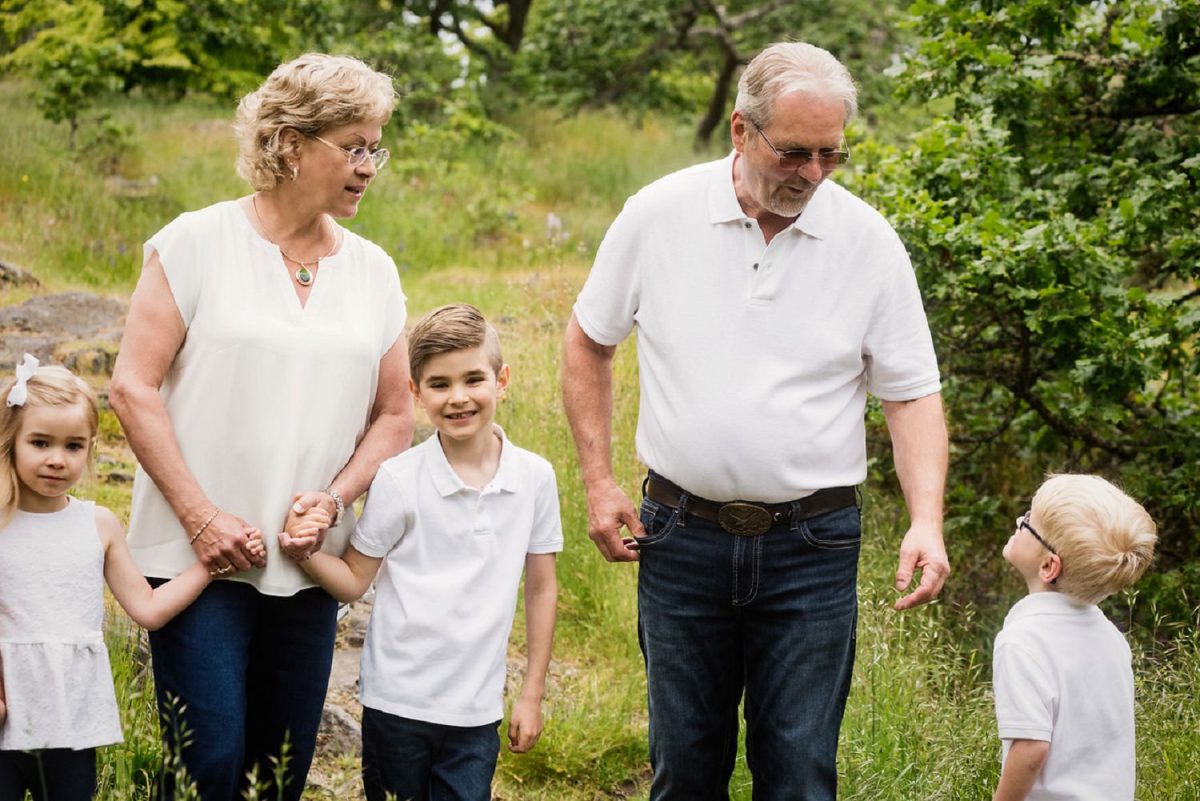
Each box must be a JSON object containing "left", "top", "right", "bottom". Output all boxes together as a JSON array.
[
  {"left": 635, "top": 497, "right": 680, "bottom": 547},
  {"left": 800, "top": 504, "right": 862, "bottom": 550}
]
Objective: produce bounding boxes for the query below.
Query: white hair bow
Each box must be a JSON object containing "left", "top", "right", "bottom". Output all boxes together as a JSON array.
[{"left": 6, "top": 353, "right": 39, "bottom": 408}]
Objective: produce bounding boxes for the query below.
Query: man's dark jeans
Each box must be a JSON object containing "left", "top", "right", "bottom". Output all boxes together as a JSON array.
[{"left": 637, "top": 492, "right": 860, "bottom": 801}]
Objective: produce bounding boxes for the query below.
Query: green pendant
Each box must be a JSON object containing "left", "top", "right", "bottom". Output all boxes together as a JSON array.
[{"left": 295, "top": 266, "right": 313, "bottom": 286}]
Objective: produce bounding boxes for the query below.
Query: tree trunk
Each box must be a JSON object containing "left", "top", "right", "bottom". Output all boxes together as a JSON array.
[{"left": 695, "top": 50, "right": 739, "bottom": 149}]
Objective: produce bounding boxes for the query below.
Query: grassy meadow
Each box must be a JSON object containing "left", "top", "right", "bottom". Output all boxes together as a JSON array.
[{"left": 2, "top": 79, "right": 1198, "bottom": 800}]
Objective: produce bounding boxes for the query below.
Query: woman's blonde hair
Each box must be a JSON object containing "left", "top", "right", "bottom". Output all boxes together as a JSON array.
[
  {"left": 234, "top": 53, "right": 397, "bottom": 191},
  {"left": 0, "top": 364, "right": 99, "bottom": 526},
  {"left": 1031, "top": 474, "right": 1157, "bottom": 605}
]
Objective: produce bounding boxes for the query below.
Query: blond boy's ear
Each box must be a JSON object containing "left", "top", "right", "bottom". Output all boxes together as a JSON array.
[{"left": 1039, "top": 553, "right": 1063, "bottom": 586}]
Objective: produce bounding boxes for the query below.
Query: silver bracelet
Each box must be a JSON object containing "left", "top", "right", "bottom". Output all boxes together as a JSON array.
[{"left": 324, "top": 487, "right": 344, "bottom": 528}]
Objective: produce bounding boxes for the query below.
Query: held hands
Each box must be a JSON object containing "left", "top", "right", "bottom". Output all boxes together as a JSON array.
[
  {"left": 893, "top": 520, "right": 951, "bottom": 611},
  {"left": 585, "top": 479, "right": 643, "bottom": 563},
  {"left": 278, "top": 492, "right": 334, "bottom": 562},
  {"left": 191, "top": 509, "right": 267, "bottom": 575},
  {"left": 507, "top": 694, "right": 544, "bottom": 753}
]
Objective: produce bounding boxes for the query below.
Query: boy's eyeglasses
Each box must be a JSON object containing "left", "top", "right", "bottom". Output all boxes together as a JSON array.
[
  {"left": 1019, "top": 512, "right": 1057, "bottom": 555},
  {"left": 754, "top": 124, "right": 850, "bottom": 171},
  {"left": 312, "top": 135, "right": 390, "bottom": 170}
]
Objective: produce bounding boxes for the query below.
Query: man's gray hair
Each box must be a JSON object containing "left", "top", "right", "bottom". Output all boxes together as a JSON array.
[{"left": 734, "top": 42, "right": 858, "bottom": 129}]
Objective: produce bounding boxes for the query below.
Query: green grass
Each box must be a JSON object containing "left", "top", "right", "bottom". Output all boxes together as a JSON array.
[{"left": 4, "top": 80, "right": 1199, "bottom": 800}]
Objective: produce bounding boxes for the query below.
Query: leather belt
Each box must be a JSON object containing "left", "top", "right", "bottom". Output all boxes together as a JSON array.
[{"left": 644, "top": 473, "right": 857, "bottom": 537}]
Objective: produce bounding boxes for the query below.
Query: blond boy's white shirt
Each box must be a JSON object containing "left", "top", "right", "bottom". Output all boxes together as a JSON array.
[{"left": 993, "top": 592, "right": 1135, "bottom": 801}]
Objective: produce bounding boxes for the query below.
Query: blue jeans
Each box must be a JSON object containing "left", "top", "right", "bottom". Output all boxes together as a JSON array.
[
  {"left": 0, "top": 747, "right": 95, "bottom": 801},
  {"left": 147, "top": 579, "right": 338, "bottom": 801},
  {"left": 636, "top": 488, "right": 861, "bottom": 801},
  {"left": 360, "top": 707, "right": 500, "bottom": 801}
]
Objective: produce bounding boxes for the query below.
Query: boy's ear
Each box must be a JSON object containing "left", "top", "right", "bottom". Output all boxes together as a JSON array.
[
  {"left": 496, "top": 364, "right": 510, "bottom": 398},
  {"left": 408, "top": 377, "right": 420, "bottom": 400},
  {"left": 1039, "top": 553, "right": 1063, "bottom": 585}
]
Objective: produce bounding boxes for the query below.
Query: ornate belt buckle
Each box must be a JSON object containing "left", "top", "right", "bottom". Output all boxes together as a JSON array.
[{"left": 717, "top": 502, "right": 772, "bottom": 536}]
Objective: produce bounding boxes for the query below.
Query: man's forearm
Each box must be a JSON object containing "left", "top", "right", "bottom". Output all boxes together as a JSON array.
[
  {"left": 562, "top": 314, "right": 619, "bottom": 488},
  {"left": 882, "top": 392, "right": 948, "bottom": 527}
]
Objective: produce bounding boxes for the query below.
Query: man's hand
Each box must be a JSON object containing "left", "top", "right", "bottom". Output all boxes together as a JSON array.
[
  {"left": 585, "top": 479, "right": 643, "bottom": 562},
  {"left": 893, "top": 520, "right": 950, "bottom": 610}
]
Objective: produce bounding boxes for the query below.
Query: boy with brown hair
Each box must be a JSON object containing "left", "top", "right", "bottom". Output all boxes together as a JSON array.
[{"left": 279, "top": 303, "right": 561, "bottom": 801}]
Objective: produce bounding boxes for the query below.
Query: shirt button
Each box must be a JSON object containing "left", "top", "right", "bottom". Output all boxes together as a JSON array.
[
  {"left": 744, "top": 222, "right": 752, "bottom": 229},
  {"left": 752, "top": 263, "right": 759, "bottom": 271}
]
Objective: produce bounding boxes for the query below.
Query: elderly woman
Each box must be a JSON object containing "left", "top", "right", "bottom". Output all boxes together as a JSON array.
[{"left": 110, "top": 54, "right": 413, "bottom": 800}]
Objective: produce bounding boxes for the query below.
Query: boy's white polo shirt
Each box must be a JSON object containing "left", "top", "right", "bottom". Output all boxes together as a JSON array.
[
  {"left": 351, "top": 426, "right": 562, "bottom": 727},
  {"left": 574, "top": 152, "right": 941, "bottom": 502},
  {"left": 993, "top": 592, "right": 1136, "bottom": 801}
]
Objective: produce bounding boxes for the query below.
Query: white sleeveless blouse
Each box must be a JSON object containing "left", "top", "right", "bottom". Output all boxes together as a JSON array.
[
  {"left": 0, "top": 498, "right": 123, "bottom": 750},
  {"left": 126, "top": 201, "right": 406, "bottom": 596}
]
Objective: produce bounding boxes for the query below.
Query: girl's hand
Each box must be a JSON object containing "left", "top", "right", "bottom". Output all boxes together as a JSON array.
[
  {"left": 507, "top": 695, "right": 544, "bottom": 753},
  {"left": 191, "top": 509, "right": 266, "bottom": 576},
  {"left": 243, "top": 528, "right": 267, "bottom": 564}
]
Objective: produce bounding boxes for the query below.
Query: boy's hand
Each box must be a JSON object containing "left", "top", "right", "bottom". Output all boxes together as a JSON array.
[
  {"left": 507, "top": 695, "right": 544, "bottom": 753},
  {"left": 278, "top": 531, "right": 319, "bottom": 563},
  {"left": 279, "top": 495, "right": 333, "bottom": 561}
]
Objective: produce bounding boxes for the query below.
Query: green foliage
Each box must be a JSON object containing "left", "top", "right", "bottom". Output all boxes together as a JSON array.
[
  {"left": 1, "top": 0, "right": 335, "bottom": 145},
  {"left": 515, "top": 0, "right": 915, "bottom": 144},
  {"left": 845, "top": 0, "right": 1200, "bottom": 619}
]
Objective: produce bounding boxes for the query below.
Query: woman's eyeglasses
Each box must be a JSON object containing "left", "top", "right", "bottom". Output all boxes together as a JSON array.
[{"left": 312, "top": 135, "right": 390, "bottom": 170}]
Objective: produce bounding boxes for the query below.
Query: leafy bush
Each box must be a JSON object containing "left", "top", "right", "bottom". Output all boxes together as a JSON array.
[{"left": 846, "top": 0, "right": 1200, "bottom": 624}]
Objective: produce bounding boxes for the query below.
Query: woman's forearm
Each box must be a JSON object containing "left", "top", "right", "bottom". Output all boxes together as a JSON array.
[
  {"left": 326, "top": 410, "right": 412, "bottom": 504},
  {"left": 110, "top": 372, "right": 213, "bottom": 532}
]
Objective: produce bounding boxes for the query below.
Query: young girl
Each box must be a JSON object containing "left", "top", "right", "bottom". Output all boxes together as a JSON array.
[{"left": 0, "top": 354, "right": 263, "bottom": 800}]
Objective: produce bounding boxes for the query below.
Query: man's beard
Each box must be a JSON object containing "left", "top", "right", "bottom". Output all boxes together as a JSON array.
[{"left": 766, "top": 178, "right": 819, "bottom": 217}]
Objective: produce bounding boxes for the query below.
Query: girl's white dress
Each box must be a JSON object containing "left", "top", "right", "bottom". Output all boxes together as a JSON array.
[{"left": 0, "top": 497, "right": 122, "bottom": 750}]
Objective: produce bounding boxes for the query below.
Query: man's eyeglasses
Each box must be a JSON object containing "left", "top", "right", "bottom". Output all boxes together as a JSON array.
[
  {"left": 312, "top": 135, "right": 390, "bottom": 170},
  {"left": 754, "top": 124, "right": 850, "bottom": 171},
  {"left": 1019, "top": 512, "right": 1057, "bottom": 555}
]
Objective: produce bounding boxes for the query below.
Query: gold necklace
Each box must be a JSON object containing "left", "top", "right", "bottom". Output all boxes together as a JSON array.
[{"left": 251, "top": 194, "right": 339, "bottom": 287}]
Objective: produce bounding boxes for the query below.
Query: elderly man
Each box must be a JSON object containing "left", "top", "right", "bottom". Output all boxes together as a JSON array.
[{"left": 562, "top": 42, "right": 949, "bottom": 800}]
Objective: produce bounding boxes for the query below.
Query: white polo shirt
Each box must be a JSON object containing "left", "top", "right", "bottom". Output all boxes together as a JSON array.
[
  {"left": 351, "top": 426, "right": 563, "bottom": 727},
  {"left": 574, "top": 153, "right": 940, "bottom": 503},
  {"left": 993, "top": 592, "right": 1136, "bottom": 801}
]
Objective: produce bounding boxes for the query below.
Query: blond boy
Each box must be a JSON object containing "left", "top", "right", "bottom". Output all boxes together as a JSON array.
[
  {"left": 279, "top": 304, "right": 560, "bottom": 801},
  {"left": 993, "top": 474, "right": 1156, "bottom": 801}
]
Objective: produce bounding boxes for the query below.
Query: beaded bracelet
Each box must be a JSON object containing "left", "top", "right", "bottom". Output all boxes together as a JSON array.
[
  {"left": 324, "top": 487, "right": 345, "bottom": 528},
  {"left": 189, "top": 508, "right": 220, "bottom": 544}
]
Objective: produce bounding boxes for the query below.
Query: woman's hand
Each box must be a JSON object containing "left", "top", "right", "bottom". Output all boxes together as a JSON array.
[
  {"left": 278, "top": 492, "right": 334, "bottom": 562},
  {"left": 191, "top": 510, "right": 267, "bottom": 576}
]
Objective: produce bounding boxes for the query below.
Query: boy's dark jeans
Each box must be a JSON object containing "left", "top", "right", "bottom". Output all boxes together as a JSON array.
[{"left": 361, "top": 706, "right": 500, "bottom": 801}]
